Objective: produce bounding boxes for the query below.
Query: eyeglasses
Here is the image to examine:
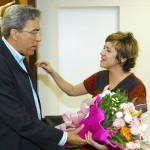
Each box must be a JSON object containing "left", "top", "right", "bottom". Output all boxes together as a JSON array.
[{"left": 19, "top": 30, "right": 40, "bottom": 35}]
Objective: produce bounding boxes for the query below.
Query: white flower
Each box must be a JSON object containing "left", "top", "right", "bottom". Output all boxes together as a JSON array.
[
  {"left": 124, "top": 113, "right": 132, "bottom": 123},
  {"left": 116, "top": 111, "right": 123, "bottom": 118},
  {"left": 123, "top": 110, "right": 130, "bottom": 115},
  {"left": 101, "top": 90, "right": 115, "bottom": 97}
]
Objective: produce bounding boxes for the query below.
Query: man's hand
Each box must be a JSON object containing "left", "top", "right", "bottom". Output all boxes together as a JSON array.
[{"left": 66, "top": 125, "right": 87, "bottom": 145}]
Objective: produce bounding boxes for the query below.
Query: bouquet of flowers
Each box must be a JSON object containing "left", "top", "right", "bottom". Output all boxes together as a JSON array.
[
  {"left": 56, "top": 88, "right": 149, "bottom": 150},
  {"left": 78, "top": 89, "right": 148, "bottom": 150}
]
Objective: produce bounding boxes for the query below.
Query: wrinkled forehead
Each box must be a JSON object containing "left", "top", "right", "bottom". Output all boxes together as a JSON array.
[{"left": 23, "top": 18, "right": 40, "bottom": 30}]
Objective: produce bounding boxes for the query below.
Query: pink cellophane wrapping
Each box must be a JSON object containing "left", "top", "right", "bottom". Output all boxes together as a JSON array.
[
  {"left": 78, "top": 95, "right": 123, "bottom": 150},
  {"left": 55, "top": 96, "right": 96, "bottom": 131},
  {"left": 56, "top": 93, "right": 123, "bottom": 150}
]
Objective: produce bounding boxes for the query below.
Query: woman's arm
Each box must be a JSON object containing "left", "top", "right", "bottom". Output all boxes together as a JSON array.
[{"left": 35, "top": 60, "right": 88, "bottom": 96}]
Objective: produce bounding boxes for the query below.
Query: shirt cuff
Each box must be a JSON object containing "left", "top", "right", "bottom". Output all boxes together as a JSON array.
[{"left": 58, "top": 131, "right": 68, "bottom": 146}]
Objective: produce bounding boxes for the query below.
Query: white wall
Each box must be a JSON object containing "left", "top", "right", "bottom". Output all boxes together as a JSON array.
[
  {"left": 36, "top": 1, "right": 119, "bottom": 116},
  {"left": 37, "top": 0, "right": 150, "bottom": 139},
  {"left": 58, "top": 7, "right": 118, "bottom": 113}
]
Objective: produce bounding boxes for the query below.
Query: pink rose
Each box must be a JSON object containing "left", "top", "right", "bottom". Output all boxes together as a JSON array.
[
  {"left": 126, "top": 142, "right": 137, "bottom": 150},
  {"left": 113, "top": 118, "right": 125, "bottom": 128},
  {"left": 121, "top": 102, "right": 135, "bottom": 112},
  {"left": 130, "top": 117, "right": 141, "bottom": 135}
]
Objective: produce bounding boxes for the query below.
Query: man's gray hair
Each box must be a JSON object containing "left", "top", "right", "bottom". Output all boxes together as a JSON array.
[{"left": 1, "top": 5, "right": 41, "bottom": 38}]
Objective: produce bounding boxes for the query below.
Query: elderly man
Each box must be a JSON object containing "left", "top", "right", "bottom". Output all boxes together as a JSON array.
[{"left": 0, "top": 5, "right": 86, "bottom": 150}]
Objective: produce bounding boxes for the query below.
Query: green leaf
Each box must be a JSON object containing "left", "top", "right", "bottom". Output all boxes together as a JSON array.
[{"left": 98, "top": 89, "right": 128, "bottom": 128}]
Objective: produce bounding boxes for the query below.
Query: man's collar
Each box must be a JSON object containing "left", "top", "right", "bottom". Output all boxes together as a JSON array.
[{"left": 2, "top": 37, "right": 25, "bottom": 63}]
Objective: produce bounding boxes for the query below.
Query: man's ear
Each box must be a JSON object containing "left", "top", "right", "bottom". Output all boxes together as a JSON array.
[{"left": 10, "top": 29, "right": 19, "bottom": 40}]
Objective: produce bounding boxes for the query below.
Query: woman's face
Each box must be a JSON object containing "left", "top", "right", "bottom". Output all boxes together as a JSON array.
[{"left": 100, "top": 42, "right": 120, "bottom": 70}]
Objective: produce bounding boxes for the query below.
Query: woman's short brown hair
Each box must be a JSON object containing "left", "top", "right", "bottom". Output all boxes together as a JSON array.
[{"left": 105, "top": 31, "right": 139, "bottom": 72}]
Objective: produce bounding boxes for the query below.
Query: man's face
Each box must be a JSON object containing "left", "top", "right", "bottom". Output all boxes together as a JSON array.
[{"left": 16, "top": 18, "right": 41, "bottom": 56}]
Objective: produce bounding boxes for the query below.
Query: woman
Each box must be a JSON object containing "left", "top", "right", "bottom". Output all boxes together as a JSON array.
[{"left": 36, "top": 31, "right": 147, "bottom": 150}]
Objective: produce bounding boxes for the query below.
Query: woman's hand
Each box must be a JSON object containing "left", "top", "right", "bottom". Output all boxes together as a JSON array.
[
  {"left": 85, "top": 131, "right": 109, "bottom": 150},
  {"left": 35, "top": 60, "right": 53, "bottom": 74}
]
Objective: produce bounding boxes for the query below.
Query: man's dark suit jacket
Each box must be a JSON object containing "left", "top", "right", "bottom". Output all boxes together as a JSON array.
[{"left": 0, "top": 39, "right": 63, "bottom": 150}]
